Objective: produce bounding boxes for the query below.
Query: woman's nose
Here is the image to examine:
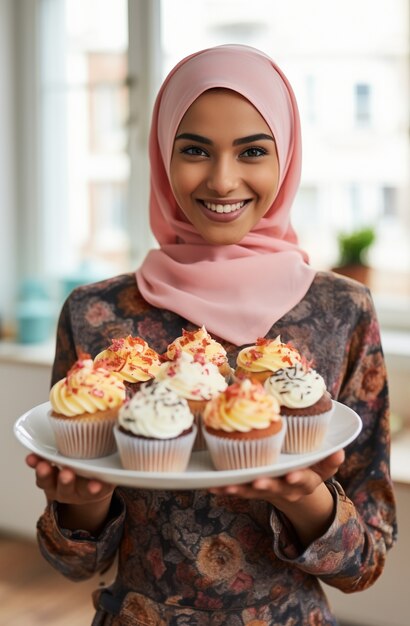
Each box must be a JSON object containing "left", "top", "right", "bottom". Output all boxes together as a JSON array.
[{"left": 206, "top": 157, "right": 239, "bottom": 195}]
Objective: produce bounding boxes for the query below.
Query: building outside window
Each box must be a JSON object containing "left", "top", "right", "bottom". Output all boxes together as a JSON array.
[{"left": 354, "top": 83, "right": 372, "bottom": 126}]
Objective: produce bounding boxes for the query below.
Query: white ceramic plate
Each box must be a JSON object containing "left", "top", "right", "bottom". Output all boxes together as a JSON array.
[{"left": 14, "top": 401, "right": 361, "bottom": 489}]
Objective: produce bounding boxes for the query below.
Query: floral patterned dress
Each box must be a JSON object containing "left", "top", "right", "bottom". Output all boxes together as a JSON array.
[{"left": 36, "top": 271, "right": 396, "bottom": 626}]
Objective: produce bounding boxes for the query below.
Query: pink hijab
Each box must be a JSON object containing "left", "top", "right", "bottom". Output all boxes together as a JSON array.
[{"left": 136, "top": 45, "right": 316, "bottom": 346}]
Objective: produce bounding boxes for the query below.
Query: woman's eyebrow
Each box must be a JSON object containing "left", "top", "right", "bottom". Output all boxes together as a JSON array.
[
  {"left": 233, "top": 133, "right": 274, "bottom": 145},
  {"left": 174, "top": 132, "right": 274, "bottom": 146},
  {"left": 175, "top": 133, "right": 212, "bottom": 145}
]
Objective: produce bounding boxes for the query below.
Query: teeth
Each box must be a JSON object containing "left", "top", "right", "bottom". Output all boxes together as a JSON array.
[{"left": 203, "top": 201, "right": 246, "bottom": 213}]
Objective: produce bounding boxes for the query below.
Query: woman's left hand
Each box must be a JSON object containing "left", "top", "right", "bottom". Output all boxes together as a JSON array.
[
  {"left": 208, "top": 449, "right": 345, "bottom": 546},
  {"left": 208, "top": 449, "right": 344, "bottom": 505}
]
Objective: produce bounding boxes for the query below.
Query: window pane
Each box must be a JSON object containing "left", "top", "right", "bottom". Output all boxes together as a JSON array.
[
  {"left": 354, "top": 83, "right": 372, "bottom": 125},
  {"left": 39, "top": 0, "right": 129, "bottom": 282}
]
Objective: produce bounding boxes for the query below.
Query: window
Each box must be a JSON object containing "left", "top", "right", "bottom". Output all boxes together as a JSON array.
[
  {"left": 381, "top": 186, "right": 398, "bottom": 218},
  {"left": 39, "top": 0, "right": 130, "bottom": 280},
  {"left": 8, "top": 0, "right": 410, "bottom": 340},
  {"left": 354, "top": 83, "right": 372, "bottom": 126}
]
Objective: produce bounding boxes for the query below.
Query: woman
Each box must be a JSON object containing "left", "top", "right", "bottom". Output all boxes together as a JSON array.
[{"left": 27, "top": 45, "right": 396, "bottom": 625}]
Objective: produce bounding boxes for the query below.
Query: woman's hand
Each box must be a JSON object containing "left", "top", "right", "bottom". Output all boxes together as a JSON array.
[
  {"left": 26, "top": 453, "right": 115, "bottom": 533},
  {"left": 209, "top": 449, "right": 345, "bottom": 546}
]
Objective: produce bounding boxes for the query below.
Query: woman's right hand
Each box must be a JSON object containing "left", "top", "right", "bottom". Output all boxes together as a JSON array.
[{"left": 26, "top": 453, "right": 115, "bottom": 533}]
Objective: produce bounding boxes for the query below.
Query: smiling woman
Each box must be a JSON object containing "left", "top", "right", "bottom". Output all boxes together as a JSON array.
[{"left": 170, "top": 89, "right": 279, "bottom": 244}]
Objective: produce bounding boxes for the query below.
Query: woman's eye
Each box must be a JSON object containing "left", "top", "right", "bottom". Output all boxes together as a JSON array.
[
  {"left": 241, "top": 146, "right": 267, "bottom": 158},
  {"left": 181, "top": 146, "right": 209, "bottom": 157}
]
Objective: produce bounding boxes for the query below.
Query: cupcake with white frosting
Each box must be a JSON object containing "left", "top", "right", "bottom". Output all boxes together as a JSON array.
[
  {"left": 114, "top": 379, "right": 196, "bottom": 471},
  {"left": 264, "top": 363, "right": 333, "bottom": 453},
  {"left": 155, "top": 351, "right": 227, "bottom": 450}
]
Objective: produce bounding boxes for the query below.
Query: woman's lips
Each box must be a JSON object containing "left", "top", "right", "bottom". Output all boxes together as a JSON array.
[{"left": 198, "top": 199, "right": 250, "bottom": 222}]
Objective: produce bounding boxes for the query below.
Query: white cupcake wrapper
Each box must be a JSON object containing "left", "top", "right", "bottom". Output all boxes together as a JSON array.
[
  {"left": 114, "top": 424, "right": 197, "bottom": 472},
  {"left": 282, "top": 408, "right": 334, "bottom": 454},
  {"left": 48, "top": 414, "right": 117, "bottom": 459},
  {"left": 203, "top": 423, "right": 286, "bottom": 471}
]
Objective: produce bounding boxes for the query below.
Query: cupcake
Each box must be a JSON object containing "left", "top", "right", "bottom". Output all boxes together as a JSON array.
[
  {"left": 48, "top": 356, "right": 126, "bottom": 458},
  {"left": 94, "top": 335, "right": 162, "bottom": 397},
  {"left": 264, "top": 363, "right": 334, "bottom": 453},
  {"left": 202, "top": 379, "right": 286, "bottom": 470},
  {"left": 155, "top": 351, "right": 228, "bottom": 451},
  {"left": 166, "top": 325, "right": 232, "bottom": 379},
  {"left": 235, "top": 336, "right": 302, "bottom": 384},
  {"left": 114, "top": 380, "right": 196, "bottom": 472}
]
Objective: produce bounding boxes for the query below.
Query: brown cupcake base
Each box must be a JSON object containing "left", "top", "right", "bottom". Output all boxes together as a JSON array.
[
  {"left": 234, "top": 368, "right": 272, "bottom": 384},
  {"left": 205, "top": 420, "right": 282, "bottom": 440}
]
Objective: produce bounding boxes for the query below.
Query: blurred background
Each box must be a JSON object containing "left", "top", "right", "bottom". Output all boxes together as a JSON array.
[{"left": 0, "top": 1, "right": 409, "bottom": 625}]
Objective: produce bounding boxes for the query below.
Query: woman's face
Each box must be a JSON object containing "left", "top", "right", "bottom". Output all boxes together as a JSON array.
[{"left": 170, "top": 89, "right": 280, "bottom": 245}]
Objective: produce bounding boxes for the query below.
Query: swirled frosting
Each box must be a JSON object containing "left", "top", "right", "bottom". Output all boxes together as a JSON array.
[
  {"left": 156, "top": 351, "right": 227, "bottom": 401},
  {"left": 264, "top": 364, "right": 326, "bottom": 409},
  {"left": 203, "top": 379, "right": 280, "bottom": 433},
  {"left": 118, "top": 380, "right": 193, "bottom": 439},
  {"left": 94, "top": 336, "right": 161, "bottom": 383},
  {"left": 236, "top": 336, "right": 301, "bottom": 373},
  {"left": 49, "top": 357, "right": 126, "bottom": 416},
  {"left": 166, "top": 326, "right": 228, "bottom": 367}
]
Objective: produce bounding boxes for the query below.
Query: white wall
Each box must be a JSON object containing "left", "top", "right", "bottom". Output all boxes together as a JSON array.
[{"left": 1, "top": 356, "right": 51, "bottom": 536}]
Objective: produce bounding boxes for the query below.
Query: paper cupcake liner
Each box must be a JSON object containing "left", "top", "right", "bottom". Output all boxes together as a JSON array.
[
  {"left": 282, "top": 408, "right": 334, "bottom": 454},
  {"left": 48, "top": 413, "right": 117, "bottom": 459},
  {"left": 114, "top": 424, "right": 197, "bottom": 472},
  {"left": 202, "top": 423, "right": 286, "bottom": 471}
]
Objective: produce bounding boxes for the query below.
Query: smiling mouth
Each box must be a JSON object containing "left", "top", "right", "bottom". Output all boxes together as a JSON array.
[{"left": 201, "top": 200, "right": 249, "bottom": 214}]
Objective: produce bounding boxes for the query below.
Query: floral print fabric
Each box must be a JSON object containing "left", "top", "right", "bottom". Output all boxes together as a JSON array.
[{"left": 36, "top": 271, "right": 396, "bottom": 625}]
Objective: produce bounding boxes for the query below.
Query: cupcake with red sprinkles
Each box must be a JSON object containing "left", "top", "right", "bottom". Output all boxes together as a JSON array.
[
  {"left": 165, "top": 325, "right": 232, "bottom": 379},
  {"left": 155, "top": 350, "right": 227, "bottom": 450},
  {"left": 94, "top": 335, "right": 162, "bottom": 397},
  {"left": 202, "top": 379, "right": 285, "bottom": 470},
  {"left": 235, "top": 335, "right": 302, "bottom": 384},
  {"left": 48, "top": 355, "right": 126, "bottom": 458}
]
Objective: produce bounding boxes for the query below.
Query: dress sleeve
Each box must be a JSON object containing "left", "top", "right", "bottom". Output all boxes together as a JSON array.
[
  {"left": 36, "top": 491, "right": 126, "bottom": 581},
  {"left": 270, "top": 288, "right": 397, "bottom": 592},
  {"left": 50, "top": 295, "right": 79, "bottom": 387},
  {"left": 37, "top": 296, "right": 126, "bottom": 580}
]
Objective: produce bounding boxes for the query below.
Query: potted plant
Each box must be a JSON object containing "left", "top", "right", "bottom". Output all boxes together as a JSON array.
[{"left": 332, "top": 226, "right": 376, "bottom": 285}]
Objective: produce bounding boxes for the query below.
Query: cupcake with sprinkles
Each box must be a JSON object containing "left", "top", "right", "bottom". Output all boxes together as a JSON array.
[
  {"left": 235, "top": 335, "right": 302, "bottom": 384},
  {"left": 48, "top": 356, "right": 126, "bottom": 458},
  {"left": 264, "top": 362, "right": 334, "bottom": 453},
  {"left": 94, "top": 335, "right": 162, "bottom": 397},
  {"left": 202, "top": 379, "right": 285, "bottom": 470},
  {"left": 165, "top": 325, "right": 232, "bottom": 380},
  {"left": 155, "top": 350, "right": 227, "bottom": 450},
  {"left": 114, "top": 379, "right": 196, "bottom": 472}
]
